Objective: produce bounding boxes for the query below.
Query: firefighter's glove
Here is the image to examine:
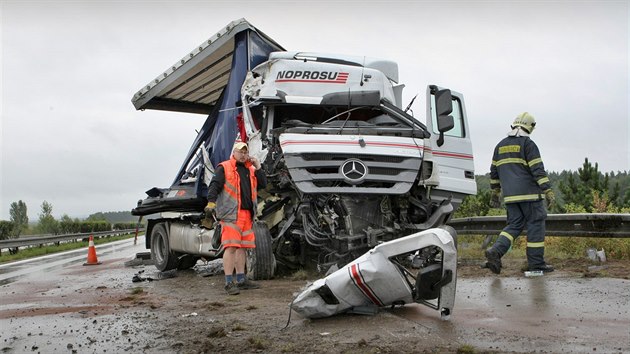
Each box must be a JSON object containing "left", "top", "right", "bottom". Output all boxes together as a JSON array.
[
  {"left": 204, "top": 202, "right": 216, "bottom": 215},
  {"left": 489, "top": 189, "right": 502, "bottom": 208},
  {"left": 544, "top": 189, "right": 555, "bottom": 210}
]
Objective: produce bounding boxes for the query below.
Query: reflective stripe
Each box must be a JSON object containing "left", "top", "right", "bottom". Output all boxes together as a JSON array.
[
  {"left": 491, "top": 160, "right": 497, "bottom": 166},
  {"left": 528, "top": 158, "right": 542, "bottom": 167},
  {"left": 222, "top": 238, "right": 242, "bottom": 245},
  {"left": 499, "top": 231, "right": 514, "bottom": 244},
  {"left": 527, "top": 241, "right": 545, "bottom": 248},
  {"left": 224, "top": 180, "right": 239, "bottom": 198},
  {"left": 241, "top": 240, "right": 256, "bottom": 246},
  {"left": 495, "top": 158, "right": 527, "bottom": 167},
  {"left": 498, "top": 145, "right": 521, "bottom": 154},
  {"left": 222, "top": 221, "right": 242, "bottom": 233},
  {"left": 537, "top": 177, "right": 550, "bottom": 185},
  {"left": 504, "top": 194, "right": 542, "bottom": 203},
  {"left": 490, "top": 179, "right": 500, "bottom": 184}
]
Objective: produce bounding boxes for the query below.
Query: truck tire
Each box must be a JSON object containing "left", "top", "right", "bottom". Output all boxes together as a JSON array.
[
  {"left": 150, "top": 223, "right": 178, "bottom": 272},
  {"left": 247, "top": 222, "right": 276, "bottom": 280}
]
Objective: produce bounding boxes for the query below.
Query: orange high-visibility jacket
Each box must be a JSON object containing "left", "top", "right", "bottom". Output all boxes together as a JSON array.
[{"left": 215, "top": 157, "right": 258, "bottom": 222}]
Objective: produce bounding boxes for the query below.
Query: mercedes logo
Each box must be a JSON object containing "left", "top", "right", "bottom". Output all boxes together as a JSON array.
[{"left": 340, "top": 159, "right": 368, "bottom": 184}]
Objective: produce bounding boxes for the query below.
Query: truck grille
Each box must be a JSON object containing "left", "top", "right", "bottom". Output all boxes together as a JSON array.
[
  {"left": 302, "top": 153, "right": 406, "bottom": 163},
  {"left": 284, "top": 153, "right": 422, "bottom": 194}
]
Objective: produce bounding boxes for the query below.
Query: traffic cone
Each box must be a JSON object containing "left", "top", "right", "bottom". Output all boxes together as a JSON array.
[{"left": 83, "top": 235, "right": 102, "bottom": 266}]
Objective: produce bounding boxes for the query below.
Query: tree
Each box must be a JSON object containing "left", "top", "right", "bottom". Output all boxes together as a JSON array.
[
  {"left": 9, "top": 200, "right": 29, "bottom": 237},
  {"left": 454, "top": 190, "right": 492, "bottom": 218},
  {"left": 86, "top": 212, "right": 107, "bottom": 222},
  {"left": 37, "top": 200, "right": 58, "bottom": 234},
  {"left": 0, "top": 221, "right": 15, "bottom": 240},
  {"left": 559, "top": 158, "right": 606, "bottom": 212},
  {"left": 58, "top": 214, "right": 79, "bottom": 234}
]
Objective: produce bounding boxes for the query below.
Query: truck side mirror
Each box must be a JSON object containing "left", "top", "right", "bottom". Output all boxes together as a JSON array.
[{"left": 435, "top": 89, "right": 454, "bottom": 147}]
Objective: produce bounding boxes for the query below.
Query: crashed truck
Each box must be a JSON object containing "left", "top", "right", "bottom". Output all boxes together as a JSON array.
[{"left": 131, "top": 19, "right": 476, "bottom": 309}]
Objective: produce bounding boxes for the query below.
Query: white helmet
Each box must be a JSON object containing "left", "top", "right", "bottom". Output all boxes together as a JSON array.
[{"left": 511, "top": 112, "right": 536, "bottom": 133}]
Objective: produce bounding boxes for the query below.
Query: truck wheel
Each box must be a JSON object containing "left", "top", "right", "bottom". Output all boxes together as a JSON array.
[
  {"left": 247, "top": 222, "right": 276, "bottom": 280},
  {"left": 150, "top": 223, "right": 177, "bottom": 272}
]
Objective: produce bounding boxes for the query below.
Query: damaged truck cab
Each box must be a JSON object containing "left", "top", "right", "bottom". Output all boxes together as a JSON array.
[
  {"left": 239, "top": 51, "right": 475, "bottom": 271},
  {"left": 131, "top": 19, "right": 475, "bottom": 316}
]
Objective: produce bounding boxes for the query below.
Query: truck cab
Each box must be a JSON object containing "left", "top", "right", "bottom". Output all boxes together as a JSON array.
[{"left": 131, "top": 18, "right": 476, "bottom": 278}]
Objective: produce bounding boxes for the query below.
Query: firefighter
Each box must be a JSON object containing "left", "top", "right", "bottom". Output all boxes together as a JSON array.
[
  {"left": 205, "top": 141, "right": 267, "bottom": 295},
  {"left": 484, "top": 112, "right": 555, "bottom": 274}
]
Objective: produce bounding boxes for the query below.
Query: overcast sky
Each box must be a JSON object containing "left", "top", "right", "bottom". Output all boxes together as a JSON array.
[{"left": 1, "top": 1, "right": 628, "bottom": 221}]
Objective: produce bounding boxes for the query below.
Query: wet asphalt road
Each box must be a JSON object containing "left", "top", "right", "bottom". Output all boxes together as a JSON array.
[{"left": 0, "top": 237, "right": 628, "bottom": 353}]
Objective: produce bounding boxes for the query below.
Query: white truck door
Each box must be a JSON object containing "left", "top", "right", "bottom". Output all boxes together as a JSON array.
[{"left": 425, "top": 85, "right": 476, "bottom": 196}]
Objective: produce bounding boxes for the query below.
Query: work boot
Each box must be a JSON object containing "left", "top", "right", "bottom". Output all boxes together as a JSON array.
[
  {"left": 237, "top": 279, "right": 260, "bottom": 290},
  {"left": 528, "top": 264, "right": 554, "bottom": 273},
  {"left": 484, "top": 248, "right": 502, "bottom": 274},
  {"left": 224, "top": 282, "right": 240, "bottom": 295}
]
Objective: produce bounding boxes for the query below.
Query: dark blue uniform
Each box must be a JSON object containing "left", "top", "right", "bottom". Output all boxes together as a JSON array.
[{"left": 490, "top": 135, "right": 551, "bottom": 268}]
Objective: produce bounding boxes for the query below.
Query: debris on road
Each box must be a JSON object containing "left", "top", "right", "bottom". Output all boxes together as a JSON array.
[{"left": 291, "top": 228, "right": 457, "bottom": 319}]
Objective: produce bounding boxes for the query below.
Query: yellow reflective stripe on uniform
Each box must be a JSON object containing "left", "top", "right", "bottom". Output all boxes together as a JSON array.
[
  {"left": 537, "top": 177, "right": 550, "bottom": 185},
  {"left": 528, "top": 158, "right": 542, "bottom": 167},
  {"left": 503, "top": 194, "right": 541, "bottom": 203},
  {"left": 499, "top": 231, "right": 514, "bottom": 244},
  {"left": 527, "top": 242, "right": 545, "bottom": 248},
  {"left": 490, "top": 179, "right": 500, "bottom": 184},
  {"left": 495, "top": 158, "right": 527, "bottom": 167},
  {"left": 491, "top": 160, "right": 497, "bottom": 166},
  {"left": 498, "top": 145, "right": 521, "bottom": 154}
]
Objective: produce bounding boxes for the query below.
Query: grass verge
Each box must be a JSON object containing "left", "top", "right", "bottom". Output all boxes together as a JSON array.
[{"left": 458, "top": 234, "right": 630, "bottom": 261}]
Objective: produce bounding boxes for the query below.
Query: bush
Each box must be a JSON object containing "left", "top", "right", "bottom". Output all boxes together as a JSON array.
[{"left": 113, "top": 222, "right": 138, "bottom": 230}]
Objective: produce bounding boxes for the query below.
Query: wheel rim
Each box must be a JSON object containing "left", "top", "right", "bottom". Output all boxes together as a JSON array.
[{"left": 152, "top": 229, "right": 166, "bottom": 266}]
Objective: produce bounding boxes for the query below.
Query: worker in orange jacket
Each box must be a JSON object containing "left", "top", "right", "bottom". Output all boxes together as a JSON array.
[{"left": 205, "top": 141, "right": 267, "bottom": 295}]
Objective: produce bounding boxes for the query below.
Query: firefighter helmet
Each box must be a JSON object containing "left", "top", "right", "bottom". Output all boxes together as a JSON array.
[{"left": 511, "top": 112, "right": 536, "bottom": 133}]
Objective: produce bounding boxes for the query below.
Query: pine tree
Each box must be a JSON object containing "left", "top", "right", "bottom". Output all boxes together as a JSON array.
[{"left": 560, "top": 158, "right": 608, "bottom": 212}]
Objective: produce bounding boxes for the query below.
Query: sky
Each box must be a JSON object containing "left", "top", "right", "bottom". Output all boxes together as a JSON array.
[{"left": 1, "top": 0, "right": 629, "bottom": 221}]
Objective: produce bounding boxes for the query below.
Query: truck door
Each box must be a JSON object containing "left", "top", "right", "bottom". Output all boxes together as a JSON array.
[{"left": 425, "top": 85, "right": 476, "bottom": 196}]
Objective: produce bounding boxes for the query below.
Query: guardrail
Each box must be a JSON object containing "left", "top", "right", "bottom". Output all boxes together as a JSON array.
[
  {"left": 0, "top": 229, "right": 144, "bottom": 253},
  {"left": 2, "top": 214, "right": 627, "bottom": 254},
  {"left": 448, "top": 213, "right": 630, "bottom": 238}
]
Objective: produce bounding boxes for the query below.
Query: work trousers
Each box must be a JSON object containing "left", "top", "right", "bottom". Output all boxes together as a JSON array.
[
  {"left": 220, "top": 209, "right": 256, "bottom": 249},
  {"left": 493, "top": 200, "right": 547, "bottom": 268}
]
